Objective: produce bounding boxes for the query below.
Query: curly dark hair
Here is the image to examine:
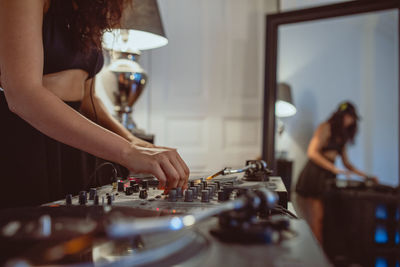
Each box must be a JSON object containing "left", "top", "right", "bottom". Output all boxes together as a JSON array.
[
  {"left": 64, "top": 0, "right": 129, "bottom": 52},
  {"left": 327, "top": 101, "right": 359, "bottom": 151}
]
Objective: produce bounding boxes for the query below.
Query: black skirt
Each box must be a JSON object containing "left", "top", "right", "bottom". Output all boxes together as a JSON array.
[
  {"left": 295, "top": 159, "right": 336, "bottom": 198},
  {"left": 0, "top": 91, "right": 101, "bottom": 209}
]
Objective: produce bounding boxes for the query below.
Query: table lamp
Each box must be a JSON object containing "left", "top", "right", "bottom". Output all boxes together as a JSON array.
[{"left": 102, "top": 0, "right": 168, "bottom": 143}]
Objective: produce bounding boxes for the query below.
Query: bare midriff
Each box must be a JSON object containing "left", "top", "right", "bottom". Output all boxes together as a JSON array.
[
  {"left": 321, "top": 150, "right": 338, "bottom": 163},
  {"left": 42, "top": 69, "right": 89, "bottom": 101}
]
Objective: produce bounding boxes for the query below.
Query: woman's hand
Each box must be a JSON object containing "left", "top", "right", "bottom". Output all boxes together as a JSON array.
[
  {"left": 122, "top": 144, "right": 190, "bottom": 190},
  {"left": 130, "top": 138, "right": 156, "bottom": 148},
  {"left": 334, "top": 168, "right": 352, "bottom": 177}
]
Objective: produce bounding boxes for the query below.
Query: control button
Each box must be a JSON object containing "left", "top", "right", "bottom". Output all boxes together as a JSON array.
[
  {"left": 117, "top": 181, "right": 125, "bottom": 192},
  {"left": 206, "top": 186, "right": 214, "bottom": 197},
  {"left": 142, "top": 181, "right": 149, "bottom": 189},
  {"left": 79, "top": 191, "right": 87, "bottom": 205},
  {"left": 132, "top": 184, "right": 140, "bottom": 193},
  {"left": 190, "top": 186, "right": 198, "bottom": 199},
  {"left": 65, "top": 194, "right": 72, "bottom": 205},
  {"left": 139, "top": 189, "right": 148, "bottom": 199},
  {"left": 125, "top": 186, "right": 134, "bottom": 195},
  {"left": 184, "top": 189, "right": 194, "bottom": 202},
  {"left": 218, "top": 190, "right": 227, "bottom": 202},
  {"left": 168, "top": 189, "right": 178, "bottom": 202},
  {"left": 211, "top": 183, "right": 218, "bottom": 192},
  {"left": 94, "top": 195, "right": 99, "bottom": 205},
  {"left": 107, "top": 195, "right": 112, "bottom": 205},
  {"left": 195, "top": 185, "right": 201, "bottom": 194},
  {"left": 129, "top": 179, "right": 137, "bottom": 187},
  {"left": 214, "top": 181, "right": 221, "bottom": 190},
  {"left": 155, "top": 195, "right": 162, "bottom": 199},
  {"left": 201, "top": 190, "right": 210, "bottom": 202},
  {"left": 176, "top": 187, "right": 183, "bottom": 198},
  {"left": 89, "top": 188, "right": 97, "bottom": 200},
  {"left": 148, "top": 198, "right": 155, "bottom": 202},
  {"left": 223, "top": 187, "right": 233, "bottom": 197}
]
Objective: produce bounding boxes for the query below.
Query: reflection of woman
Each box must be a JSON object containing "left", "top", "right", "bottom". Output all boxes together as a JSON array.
[
  {"left": 0, "top": 1, "right": 189, "bottom": 209},
  {"left": 295, "top": 101, "right": 377, "bottom": 243}
]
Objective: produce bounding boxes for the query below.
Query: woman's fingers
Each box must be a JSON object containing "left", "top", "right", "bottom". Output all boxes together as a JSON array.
[
  {"left": 159, "top": 156, "right": 180, "bottom": 189},
  {"left": 148, "top": 159, "right": 167, "bottom": 189},
  {"left": 128, "top": 145, "right": 189, "bottom": 190},
  {"left": 169, "top": 157, "right": 187, "bottom": 188}
]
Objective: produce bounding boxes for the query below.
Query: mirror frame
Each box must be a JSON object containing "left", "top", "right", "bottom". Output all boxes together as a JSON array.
[{"left": 262, "top": 0, "right": 400, "bottom": 181}]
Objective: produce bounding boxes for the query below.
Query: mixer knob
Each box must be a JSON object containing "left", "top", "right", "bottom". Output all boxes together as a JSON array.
[
  {"left": 139, "top": 189, "right": 148, "bottom": 199},
  {"left": 129, "top": 179, "right": 137, "bottom": 187},
  {"left": 223, "top": 187, "right": 233, "bottom": 196},
  {"left": 190, "top": 186, "right": 198, "bottom": 199},
  {"left": 142, "top": 181, "right": 149, "bottom": 189},
  {"left": 94, "top": 195, "right": 99, "bottom": 205},
  {"left": 214, "top": 181, "right": 221, "bottom": 190},
  {"left": 125, "top": 186, "right": 134, "bottom": 195},
  {"left": 168, "top": 189, "right": 178, "bottom": 202},
  {"left": 117, "top": 181, "right": 125, "bottom": 192},
  {"left": 131, "top": 184, "right": 140, "bottom": 193},
  {"left": 190, "top": 181, "right": 196, "bottom": 187},
  {"left": 176, "top": 187, "right": 183, "bottom": 198},
  {"left": 201, "top": 190, "right": 210, "bottom": 202},
  {"left": 65, "top": 194, "right": 72, "bottom": 205},
  {"left": 195, "top": 185, "right": 201, "bottom": 194},
  {"left": 202, "top": 181, "right": 208, "bottom": 189},
  {"left": 211, "top": 184, "right": 217, "bottom": 194},
  {"left": 184, "top": 189, "right": 194, "bottom": 202},
  {"left": 89, "top": 188, "right": 97, "bottom": 200},
  {"left": 79, "top": 191, "right": 87, "bottom": 205},
  {"left": 206, "top": 186, "right": 214, "bottom": 197},
  {"left": 218, "top": 190, "right": 227, "bottom": 202},
  {"left": 107, "top": 195, "right": 112, "bottom": 205}
]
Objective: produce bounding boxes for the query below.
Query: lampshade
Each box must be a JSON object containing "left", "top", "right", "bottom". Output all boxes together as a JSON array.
[
  {"left": 275, "top": 83, "right": 297, "bottom": 117},
  {"left": 103, "top": 0, "right": 168, "bottom": 51}
]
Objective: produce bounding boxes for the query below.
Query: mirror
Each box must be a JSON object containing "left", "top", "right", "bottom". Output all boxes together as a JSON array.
[
  {"left": 262, "top": 1, "right": 400, "bottom": 189},
  {"left": 276, "top": 10, "right": 399, "bottom": 187}
]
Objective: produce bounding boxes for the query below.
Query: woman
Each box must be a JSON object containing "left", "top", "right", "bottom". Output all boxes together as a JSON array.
[
  {"left": 0, "top": 0, "right": 189, "bottom": 209},
  {"left": 295, "top": 101, "right": 377, "bottom": 243}
]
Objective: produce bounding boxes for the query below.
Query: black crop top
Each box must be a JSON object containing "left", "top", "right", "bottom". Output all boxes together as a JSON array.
[
  {"left": 321, "top": 137, "right": 344, "bottom": 154},
  {"left": 42, "top": 0, "right": 104, "bottom": 79}
]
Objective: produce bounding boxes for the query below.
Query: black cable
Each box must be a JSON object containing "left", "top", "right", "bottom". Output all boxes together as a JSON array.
[
  {"left": 273, "top": 205, "right": 298, "bottom": 219},
  {"left": 87, "top": 161, "right": 118, "bottom": 187}
]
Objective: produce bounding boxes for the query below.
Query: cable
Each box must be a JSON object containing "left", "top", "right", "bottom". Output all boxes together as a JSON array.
[
  {"left": 87, "top": 161, "right": 118, "bottom": 187},
  {"left": 273, "top": 205, "right": 298, "bottom": 219}
]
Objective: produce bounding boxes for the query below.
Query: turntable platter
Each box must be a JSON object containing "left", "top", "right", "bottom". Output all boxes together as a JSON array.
[{"left": 0, "top": 206, "right": 209, "bottom": 266}]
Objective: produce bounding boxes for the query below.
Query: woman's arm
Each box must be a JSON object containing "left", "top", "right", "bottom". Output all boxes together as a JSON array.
[
  {"left": 341, "top": 148, "right": 369, "bottom": 178},
  {"left": 80, "top": 78, "right": 154, "bottom": 148},
  {"left": 307, "top": 123, "right": 345, "bottom": 175},
  {"left": 0, "top": 0, "right": 189, "bottom": 189}
]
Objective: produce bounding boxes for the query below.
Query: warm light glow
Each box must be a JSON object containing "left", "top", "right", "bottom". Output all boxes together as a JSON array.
[
  {"left": 108, "top": 59, "right": 144, "bottom": 73},
  {"left": 275, "top": 100, "right": 297, "bottom": 117},
  {"left": 103, "top": 29, "right": 168, "bottom": 51}
]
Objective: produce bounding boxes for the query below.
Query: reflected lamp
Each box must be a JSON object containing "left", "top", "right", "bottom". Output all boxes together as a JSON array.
[{"left": 276, "top": 83, "right": 297, "bottom": 117}]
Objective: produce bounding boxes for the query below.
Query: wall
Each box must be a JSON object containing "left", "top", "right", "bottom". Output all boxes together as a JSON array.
[
  {"left": 96, "top": 0, "right": 278, "bottom": 172},
  {"left": 277, "top": 10, "right": 399, "bottom": 188}
]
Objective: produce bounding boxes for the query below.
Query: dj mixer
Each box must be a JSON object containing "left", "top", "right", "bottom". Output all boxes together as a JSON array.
[{"left": 0, "top": 161, "right": 332, "bottom": 267}]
